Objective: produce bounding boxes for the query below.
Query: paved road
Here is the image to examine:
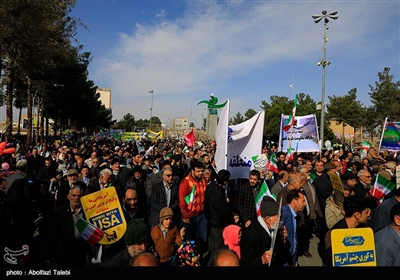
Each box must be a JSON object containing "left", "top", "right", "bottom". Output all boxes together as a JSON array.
[{"left": 298, "top": 234, "right": 324, "bottom": 266}]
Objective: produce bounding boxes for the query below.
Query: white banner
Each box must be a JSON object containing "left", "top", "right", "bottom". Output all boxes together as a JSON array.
[
  {"left": 215, "top": 100, "right": 230, "bottom": 171},
  {"left": 279, "top": 114, "right": 320, "bottom": 153},
  {"left": 215, "top": 101, "right": 265, "bottom": 179}
]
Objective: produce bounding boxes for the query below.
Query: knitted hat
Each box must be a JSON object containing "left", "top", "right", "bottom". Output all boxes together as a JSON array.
[
  {"left": 159, "top": 207, "right": 174, "bottom": 223},
  {"left": 124, "top": 219, "right": 150, "bottom": 246},
  {"left": 260, "top": 196, "right": 279, "bottom": 217}
]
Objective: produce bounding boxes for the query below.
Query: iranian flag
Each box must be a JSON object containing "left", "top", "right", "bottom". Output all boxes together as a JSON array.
[
  {"left": 255, "top": 181, "right": 276, "bottom": 216},
  {"left": 361, "top": 141, "right": 370, "bottom": 150},
  {"left": 370, "top": 174, "right": 396, "bottom": 203},
  {"left": 185, "top": 184, "right": 196, "bottom": 211},
  {"left": 267, "top": 153, "right": 279, "bottom": 174},
  {"left": 283, "top": 94, "right": 298, "bottom": 132},
  {"left": 75, "top": 217, "right": 104, "bottom": 246},
  {"left": 287, "top": 147, "right": 295, "bottom": 161}
]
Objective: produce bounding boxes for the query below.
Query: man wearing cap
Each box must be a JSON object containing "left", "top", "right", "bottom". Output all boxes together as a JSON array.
[
  {"left": 341, "top": 172, "right": 358, "bottom": 193},
  {"left": 378, "top": 161, "right": 397, "bottom": 201},
  {"left": 151, "top": 207, "right": 185, "bottom": 266},
  {"left": 56, "top": 168, "right": 87, "bottom": 208},
  {"left": 109, "top": 156, "right": 133, "bottom": 200},
  {"left": 126, "top": 165, "right": 149, "bottom": 216},
  {"left": 103, "top": 219, "right": 152, "bottom": 266},
  {"left": 368, "top": 158, "right": 382, "bottom": 182},
  {"left": 240, "top": 196, "right": 289, "bottom": 266}
]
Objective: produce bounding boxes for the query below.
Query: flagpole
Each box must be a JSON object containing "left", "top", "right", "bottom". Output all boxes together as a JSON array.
[{"left": 288, "top": 124, "right": 294, "bottom": 159}]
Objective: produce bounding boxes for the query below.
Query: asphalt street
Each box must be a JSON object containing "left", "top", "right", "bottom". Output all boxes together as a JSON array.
[{"left": 297, "top": 234, "right": 324, "bottom": 266}]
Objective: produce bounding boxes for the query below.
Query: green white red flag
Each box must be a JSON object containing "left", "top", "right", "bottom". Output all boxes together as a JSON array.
[
  {"left": 267, "top": 153, "right": 279, "bottom": 174},
  {"left": 75, "top": 216, "right": 104, "bottom": 246},
  {"left": 370, "top": 174, "right": 396, "bottom": 203},
  {"left": 361, "top": 141, "right": 370, "bottom": 151},
  {"left": 255, "top": 181, "right": 276, "bottom": 216},
  {"left": 185, "top": 184, "right": 196, "bottom": 211},
  {"left": 283, "top": 94, "right": 298, "bottom": 132}
]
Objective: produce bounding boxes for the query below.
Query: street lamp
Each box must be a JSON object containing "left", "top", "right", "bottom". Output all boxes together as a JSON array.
[
  {"left": 148, "top": 89, "right": 154, "bottom": 130},
  {"left": 312, "top": 10, "right": 338, "bottom": 148}
]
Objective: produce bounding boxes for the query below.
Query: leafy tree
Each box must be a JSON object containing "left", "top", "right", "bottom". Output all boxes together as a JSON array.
[
  {"left": 369, "top": 67, "right": 400, "bottom": 122},
  {"left": 0, "top": 0, "right": 79, "bottom": 142},
  {"left": 230, "top": 112, "right": 244, "bottom": 125},
  {"left": 135, "top": 119, "right": 149, "bottom": 131},
  {"left": 117, "top": 113, "right": 136, "bottom": 131},
  {"left": 326, "top": 88, "right": 365, "bottom": 143},
  {"left": 244, "top": 108, "right": 257, "bottom": 121},
  {"left": 363, "top": 106, "right": 381, "bottom": 143}
]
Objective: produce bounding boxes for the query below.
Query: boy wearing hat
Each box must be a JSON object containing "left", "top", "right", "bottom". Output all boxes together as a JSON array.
[
  {"left": 103, "top": 219, "right": 152, "bottom": 266},
  {"left": 240, "top": 196, "right": 289, "bottom": 266},
  {"left": 151, "top": 207, "right": 185, "bottom": 266}
]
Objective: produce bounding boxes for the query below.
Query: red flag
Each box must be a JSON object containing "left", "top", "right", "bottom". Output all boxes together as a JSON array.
[{"left": 184, "top": 128, "right": 195, "bottom": 147}]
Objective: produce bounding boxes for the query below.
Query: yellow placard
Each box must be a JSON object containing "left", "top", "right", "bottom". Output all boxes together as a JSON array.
[
  {"left": 121, "top": 132, "right": 141, "bottom": 141},
  {"left": 328, "top": 172, "right": 345, "bottom": 210},
  {"left": 80, "top": 187, "right": 127, "bottom": 245},
  {"left": 331, "top": 228, "right": 376, "bottom": 266}
]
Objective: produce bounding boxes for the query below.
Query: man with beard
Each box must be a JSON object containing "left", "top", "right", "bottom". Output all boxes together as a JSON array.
[
  {"left": 237, "top": 170, "right": 262, "bottom": 228},
  {"left": 103, "top": 188, "right": 149, "bottom": 262},
  {"left": 102, "top": 219, "right": 152, "bottom": 266},
  {"left": 126, "top": 165, "right": 149, "bottom": 218}
]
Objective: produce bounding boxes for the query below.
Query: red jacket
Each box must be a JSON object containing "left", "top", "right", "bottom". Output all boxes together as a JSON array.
[{"left": 179, "top": 174, "right": 206, "bottom": 219}]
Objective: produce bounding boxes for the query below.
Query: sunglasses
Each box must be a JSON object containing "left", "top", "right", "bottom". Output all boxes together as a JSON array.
[{"left": 165, "top": 174, "right": 173, "bottom": 177}]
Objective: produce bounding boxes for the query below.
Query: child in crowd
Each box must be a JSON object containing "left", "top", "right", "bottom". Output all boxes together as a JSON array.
[{"left": 151, "top": 207, "right": 185, "bottom": 266}]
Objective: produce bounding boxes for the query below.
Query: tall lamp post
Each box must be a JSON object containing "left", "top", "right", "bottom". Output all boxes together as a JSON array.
[
  {"left": 148, "top": 89, "right": 154, "bottom": 130},
  {"left": 312, "top": 10, "right": 338, "bottom": 148}
]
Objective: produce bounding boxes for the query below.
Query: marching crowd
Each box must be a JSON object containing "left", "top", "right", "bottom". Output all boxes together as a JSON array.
[{"left": 0, "top": 138, "right": 399, "bottom": 267}]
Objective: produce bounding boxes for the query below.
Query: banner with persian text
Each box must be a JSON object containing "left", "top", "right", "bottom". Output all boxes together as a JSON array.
[{"left": 279, "top": 114, "right": 320, "bottom": 153}]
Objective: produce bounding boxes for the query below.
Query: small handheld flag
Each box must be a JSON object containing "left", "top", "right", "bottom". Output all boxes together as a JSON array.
[
  {"left": 75, "top": 216, "right": 104, "bottom": 246},
  {"left": 185, "top": 185, "right": 196, "bottom": 211}
]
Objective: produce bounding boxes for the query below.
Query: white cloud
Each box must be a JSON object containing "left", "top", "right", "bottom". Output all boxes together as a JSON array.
[{"left": 86, "top": 1, "right": 398, "bottom": 122}]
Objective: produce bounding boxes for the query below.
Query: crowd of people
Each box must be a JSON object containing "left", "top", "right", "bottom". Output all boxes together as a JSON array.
[{"left": 0, "top": 137, "right": 399, "bottom": 268}]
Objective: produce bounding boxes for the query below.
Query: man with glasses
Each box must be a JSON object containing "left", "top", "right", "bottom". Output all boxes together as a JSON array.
[
  {"left": 148, "top": 167, "right": 179, "bottom": 229},
  {"left": 89, "top": 156, "right": 101, "bottom": 178},
  {"left": 354, "top": 169, "right": 373, "bottom": 199}
]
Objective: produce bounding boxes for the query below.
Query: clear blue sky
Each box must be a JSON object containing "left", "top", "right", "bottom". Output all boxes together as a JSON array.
[{"left": 69, "top": 0, "right": 399, "bottom": 127}]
